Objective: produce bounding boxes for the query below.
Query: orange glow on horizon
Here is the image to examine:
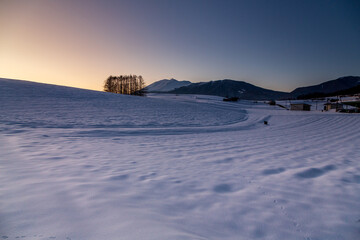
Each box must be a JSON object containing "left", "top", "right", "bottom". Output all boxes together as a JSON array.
[{"left": 2, "top": 1, "right": 358, "bottom": 93}]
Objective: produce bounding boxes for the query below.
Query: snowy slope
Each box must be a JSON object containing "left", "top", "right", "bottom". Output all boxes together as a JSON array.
[
  {"left": 1, "top": 78, "right": 360, "bottom": 240},
  {"left": 145, "top": 79, "right": 191, "bottom": 92},
  {"left": 0, "top": 78, "right": 244, "bottom": 129}
]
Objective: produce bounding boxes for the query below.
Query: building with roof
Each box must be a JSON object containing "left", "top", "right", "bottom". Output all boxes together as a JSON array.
[{"left": 290, "top": 103, "right": 311, "bottom": 111}]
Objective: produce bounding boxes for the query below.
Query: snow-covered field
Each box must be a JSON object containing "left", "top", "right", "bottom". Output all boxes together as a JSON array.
[{"left": 1, "top": 78, "right": 359, "bottom": 240}]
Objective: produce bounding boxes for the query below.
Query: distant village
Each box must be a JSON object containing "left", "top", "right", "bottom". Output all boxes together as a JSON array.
[
  {"left": 286, "top": 95, "right": 360, "bottom": 113},
  {"left": 267, "top": 94, "right": 360, "bottom": 113}
]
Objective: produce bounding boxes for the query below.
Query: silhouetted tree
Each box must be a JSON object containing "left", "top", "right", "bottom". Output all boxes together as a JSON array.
[
  {"left": 135, "top": 75, "right": 146, "bottom": 96},
  {"left": 104, "top": 75, "right": 116, "bottom": 93},
  {"left": 103, "top": 74, "right": 146, "bottom": 96}
]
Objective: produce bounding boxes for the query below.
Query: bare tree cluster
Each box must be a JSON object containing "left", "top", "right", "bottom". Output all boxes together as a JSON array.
[{"left": 104, "top": 75, "right": 146, "bottom": 96}]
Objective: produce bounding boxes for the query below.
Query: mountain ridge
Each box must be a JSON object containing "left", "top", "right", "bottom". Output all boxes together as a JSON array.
[
  {"left": 169, "top": 79, "right": 290, "bottom": 100},
  {"left": 153, "top": 76, "right": 360, "bottom": 100},
  {"left": 290, "top": 76, "right": 360, "bottom": 97},
  {"left": 145, "top": 78, "right": 191, "bottom": 92}
]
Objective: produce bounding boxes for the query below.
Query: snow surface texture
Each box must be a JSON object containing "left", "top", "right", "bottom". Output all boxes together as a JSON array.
[{"left": 1, "top": 78, "right": 360, "bottom": 240}]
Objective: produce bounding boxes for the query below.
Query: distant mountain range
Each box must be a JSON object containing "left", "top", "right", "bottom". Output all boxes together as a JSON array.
[
  {"left": 170, "top": 80, "right": 290, "bottom": 100},
  {"left": 148, "top": 76, "right": 360, "bottom": 100},
  {"left": 290, "top": 76, "right": 360, "bottom": 98},
  {"left": 145, "top": 79, "right": 191, "bottom": 92}
]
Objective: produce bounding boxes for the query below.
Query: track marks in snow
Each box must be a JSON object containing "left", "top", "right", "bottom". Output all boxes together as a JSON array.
[
  {"left": 109, "top": 174, "right": 130, "bottom": 181},
  {"left": 262, "top": 167, "right": 286, "bottom": 175},
  {"left": 139, "top": 172, "right": 157, "bottom": 181},
  {"left": 213, "top": 183, "right": 234, "bottom": 193},
  {"left": 0, "top": 235, "right": 73, "bottom": 240},
  {"left": 295, "top": 165, "right": 336, "bottom": 179},
  {"left": 1, "top": 89, "right": 360, "bottom": 239},
  {"left": 213, "top": 157, "right": 234, "bottom": 164},
  {"left": 341, "top": 174, "right": 360, "bottom": 184}
]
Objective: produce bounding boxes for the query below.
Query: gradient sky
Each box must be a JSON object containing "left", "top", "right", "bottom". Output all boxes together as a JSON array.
[{"left": 1, "top": 0, "right": 360, "bottom": 92}]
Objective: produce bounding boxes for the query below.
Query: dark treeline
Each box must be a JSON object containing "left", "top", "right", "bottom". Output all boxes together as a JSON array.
[
  {"left": 297, "top": 85, "right": 360, "bottom": 100},
  {"left": 104, "top": 75, "right": 146, "bottom": 96}
]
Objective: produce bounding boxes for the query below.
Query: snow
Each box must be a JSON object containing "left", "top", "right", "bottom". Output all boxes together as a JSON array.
[
  {"left": 146, "top": 79, "right": 191, "bottom": 92},
  {"left": 238, "top": 89, "right": 246, "bottom": 94},
  {"left": 1, "top": 78, "right": 360, "bottom": 240}
]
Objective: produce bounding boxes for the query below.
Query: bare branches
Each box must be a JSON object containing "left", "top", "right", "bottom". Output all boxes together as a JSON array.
[{"left": 103, "top": 75, "right": 146, "bottom": 96}]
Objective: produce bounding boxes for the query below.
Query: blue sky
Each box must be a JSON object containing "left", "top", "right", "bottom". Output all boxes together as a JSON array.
[{"left": 1, "top": 0, "right": 359, "bottom": 91}]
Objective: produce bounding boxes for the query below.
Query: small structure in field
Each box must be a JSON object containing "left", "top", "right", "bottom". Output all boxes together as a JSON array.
[
  {"left": 341, "top": 101, "right": 360, "bottom": 113},
  {"left": 290, "top": 103, "right": 311, "bottom": 111},
  {"left": 268, "top": 100, "right": 276, "bottom": 105},
  {"left": 323, "top": 103, "right": 343, "bottom": 111},
  {"left": 342, "top": 100, "right": 360, "bottom": 108}
]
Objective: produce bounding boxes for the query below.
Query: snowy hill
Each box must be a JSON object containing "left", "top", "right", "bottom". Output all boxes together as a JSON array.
[
  {"left": 0, "top": 78, "right": 240, "bottom": 129},
  {"left": 145, "top": 78, "right": 191, "bottom": 92},
  {"left": 1, "top": 78, "right": 360, "bottom": 240},
  {"left": 170, "top": 79, "right": 290, "bottom": 100}
]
